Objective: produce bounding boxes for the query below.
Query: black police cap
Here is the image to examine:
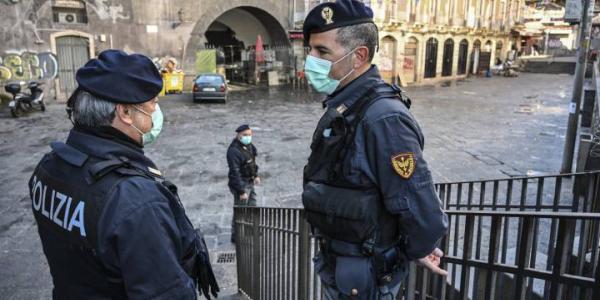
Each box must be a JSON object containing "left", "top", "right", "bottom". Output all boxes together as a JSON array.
[
  {"left": 75, "top": 49, "right": 163, "bottom": 104},
  {"left": 302, "top": 0, "right": 374, "bottom": 44},
  {"left": 236, "top": 124, "right": 251, "bottom": 133}
]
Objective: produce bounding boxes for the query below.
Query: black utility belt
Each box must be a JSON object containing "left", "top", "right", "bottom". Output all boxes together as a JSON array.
[{"left": 319, "top": 237, "right": 407, "bottom": 286}]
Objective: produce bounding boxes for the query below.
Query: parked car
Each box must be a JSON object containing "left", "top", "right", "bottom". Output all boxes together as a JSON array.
[{"left": 192, "top": 73, "right": 228, "bottom": 103}]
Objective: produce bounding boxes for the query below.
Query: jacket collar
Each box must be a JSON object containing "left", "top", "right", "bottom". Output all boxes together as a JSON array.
[{"left": 66, "top": 127, "right": 157, "bottom": 169}]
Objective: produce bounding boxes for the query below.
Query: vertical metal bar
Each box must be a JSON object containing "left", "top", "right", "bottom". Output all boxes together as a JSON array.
[
  {"left": 407, "top": 262, "right": 417, "bottom": 300},
  {"left": 284, "top": 210, "right": 290, "bottom": 300},
  {"left": 492, "top": 180, "right": 499, "bottom": 210},
  {"left": 515, "top": 216, "right": 534, "bottom": 300},
  {"left": 419, "top": 264, "right": 428, "bottom": 300},
  {"left": 460, "top": 214, "right": 475, "bottom": 300},
  {"left": 499, "top": 180, "right": 512, "bottom": 298},
  {"left": 451, "top": 184, "right": 463, "bottom": 300},
  {"left": 526, "top": 178, "right": 544, "bottom": 300},
  {"left": 264, "top": 209, "right": 268, "bottom": 299},
  {"left": 515, "top": 179, "right": 528, "bottom": 267},
  {"left": 549, "top": 218, "right": 575, "bottom": 299},
  {"left": 253, "top": 208, "right": 261, "bottom": 299},
  {"left": 473, "top": 182, "right": 486, "bottom": 300},
  {"left": 544, "top": 177, "right": 562, "bottom": 299},
  {"left": 446, "top": 184, "right": 453, "bottom": 210},
  {"left": 467, "top": 182, "right": 474, "bottom": 209},
  {"left": 292, "top": 211, "right": 298, "bottom": 300},
  {"left": 297, "top": 211, "right": 310, "bottom": 300},
  {"left": 484, "top": 215, "right": 502, "bottom": 300}
]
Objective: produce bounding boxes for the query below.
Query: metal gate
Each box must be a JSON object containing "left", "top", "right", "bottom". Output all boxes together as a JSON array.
[
  {"left": 425, "top": 38, "right": 438, "bottom": 78},
  {"left": 457, "top": 40, "right": 468, "bottom": 75},
  {"left": 56, "top": 36, "right": 90, "bottom": 99},
  {"left": 442, "top": 39, "right": 454, "bottom": 77}
]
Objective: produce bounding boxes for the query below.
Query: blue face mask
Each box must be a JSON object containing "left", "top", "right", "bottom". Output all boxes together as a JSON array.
[
  {"left": 304, "top": 49, "right": 356, "bottom": 95},
  {"left": 240, "top": 135, "right": 252, "bottom": 145},
  {"left": 132, "top": 104, "right": 163, "bottom": 145}
]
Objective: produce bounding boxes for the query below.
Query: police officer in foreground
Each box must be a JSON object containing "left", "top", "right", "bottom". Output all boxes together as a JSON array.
[
  {"left": 301, "top": 1, "right": 449, "bottom": 299},
  {"left": 29, "top": 50, "right": 219, "bottom": 299},
  {"left": 227, "top": 124, "right": 260, "bottom": 243}
]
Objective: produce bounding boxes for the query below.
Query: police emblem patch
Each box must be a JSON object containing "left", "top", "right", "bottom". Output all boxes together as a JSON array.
[
  {"left": 321, "top": 7, "right": 334, "bottom": 24},
  {"left": 391, "top": 152, "right": 415, "bottom": 179}
]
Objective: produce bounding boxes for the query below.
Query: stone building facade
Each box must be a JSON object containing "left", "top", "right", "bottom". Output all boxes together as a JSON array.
[
  {"left": 1, "top": 0, "right": 528, "bottom": 102},
  {"left": 353, "top": 0, "right": 526, "bottom": 85},
  {"left": 1, "top": 0, "right": 293, "bottom": 101}
]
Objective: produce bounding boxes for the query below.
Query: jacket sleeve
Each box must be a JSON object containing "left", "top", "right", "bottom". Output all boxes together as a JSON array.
[
  {"left": 363, "top": 113, "right": 448, "bottom": 260},
  {"left": 227, "top": 147, "right": 246, "bottom": 194},
  {"left": 97, "top": 179, "right": 197, "bottom": 300}
]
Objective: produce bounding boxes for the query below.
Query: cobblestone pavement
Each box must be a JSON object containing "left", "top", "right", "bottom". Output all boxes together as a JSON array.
[{"left": 0, "top": 73, "right": 572, "bottom": 298}]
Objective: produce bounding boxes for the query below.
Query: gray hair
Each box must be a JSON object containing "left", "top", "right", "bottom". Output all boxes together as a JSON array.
[
  {"left": 72, "top": 91, "right": 116, "bottom": 127},
  {"left": 336, "top": 22, "right": 379, "bottom": 62}
]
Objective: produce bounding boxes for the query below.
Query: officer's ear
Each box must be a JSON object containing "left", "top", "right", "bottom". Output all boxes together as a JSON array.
[
  {"left": 353, "top": 46, "right": 369, "bottom": 68},
  {"left": 114, "top": 104, "right": 135, "bottom": 126}
]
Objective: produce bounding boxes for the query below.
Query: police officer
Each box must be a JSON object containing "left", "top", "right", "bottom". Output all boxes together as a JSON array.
[
  {"left": 301, "top": 1, "right": 449, "bottom": 299},
  {"left": 227, "top": 124, "right": 260, "bottom": 243},
  {"left": 29, "top": 50, "right": 219, "bottom": 299}
]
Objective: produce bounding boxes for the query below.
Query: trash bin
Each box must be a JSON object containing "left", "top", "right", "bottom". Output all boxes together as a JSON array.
[{"left": 162, "top": 72, "right": 184, "bottom": 94}]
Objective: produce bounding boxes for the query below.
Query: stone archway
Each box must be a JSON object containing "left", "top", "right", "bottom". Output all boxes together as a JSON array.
[{"left": 184, "top": 1, "right": 290, "bottom": 74}]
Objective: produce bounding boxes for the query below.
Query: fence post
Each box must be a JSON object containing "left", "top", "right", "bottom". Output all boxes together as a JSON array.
[
  {"left": 252, "top": 208, "right": 261, "bottom": 299},
  {"left": 298, "top": 210, "right": 311, "bottom": 300}
]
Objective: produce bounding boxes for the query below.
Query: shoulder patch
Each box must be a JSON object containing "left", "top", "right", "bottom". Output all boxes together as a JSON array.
[{"left": 391, "top": 152, "right": 416, "bottom": 179}]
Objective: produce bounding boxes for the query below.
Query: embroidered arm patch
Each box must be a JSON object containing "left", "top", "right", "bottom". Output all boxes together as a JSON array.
[{"left": 391, "top": 152, "right": 416, "bottom": 179}]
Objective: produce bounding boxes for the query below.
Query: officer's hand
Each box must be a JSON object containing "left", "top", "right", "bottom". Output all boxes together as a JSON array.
[
  {"left": 417, "top": 248, "right": 448, "bottom": 276},
  {"left": 240, "top": 193, "right": 249, "bottom": 201},
  {"left": 254, "top": 177, "right": 261, "bottom": 185}
]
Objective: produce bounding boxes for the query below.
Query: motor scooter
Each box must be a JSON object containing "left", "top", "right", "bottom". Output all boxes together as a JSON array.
[{"left": 4, "top": 81, "right": 45, "bottom": 118}]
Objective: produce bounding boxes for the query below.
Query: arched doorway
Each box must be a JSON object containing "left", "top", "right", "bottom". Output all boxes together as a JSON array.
[
  {"left": 442, "top": 38, "right": 454, "bottom": 77},
  {"left": 403, "top": 37, "right": 418, "bottom": 84},
  {"left": 477, "top": 40, "right": 493, "bottom": 73},
  {"left": 495, "top": 41, "right": 504, "bottom": 63},
  {"left": 380, "top": 36, "right": 398, "bottom": 84},
  {"left": 50, "top": 31, "right": 94, "bottom": 101},
  {"left": 186, "top": 6, "right": 290, "bottom": 84},
  {"left": 424, "top": 38, "right": 438, "bottom": 79},
  {"left": 470, "top": 40, "right": 481, "bottom": 75},
  {"left": 457, "top": 39, "right": 469, "bottom": 75}
]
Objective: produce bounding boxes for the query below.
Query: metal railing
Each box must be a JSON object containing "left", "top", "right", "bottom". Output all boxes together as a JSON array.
[{"left": 234, "top": 172, "right": 600, "bottom": 299}]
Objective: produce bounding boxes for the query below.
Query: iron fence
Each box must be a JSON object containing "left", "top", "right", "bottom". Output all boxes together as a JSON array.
[{"left": 234, "top": 172, "right": 600, "bottom": 299}]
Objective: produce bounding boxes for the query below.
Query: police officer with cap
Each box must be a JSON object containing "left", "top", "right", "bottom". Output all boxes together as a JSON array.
[
  {"left": 301, "top": 1, "right": 449, "bottom": 299},
  {"left": 29, "top": 49, "right": 219, "bottom": 299},
  {"left": 227, "top": 124, "right": 260, "bottom": 242}
]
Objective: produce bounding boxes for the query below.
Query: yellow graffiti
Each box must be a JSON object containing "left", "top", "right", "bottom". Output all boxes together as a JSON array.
[
  {"left": 0, "top": 51, "right": 57, "bottom": 83},
  {"left": 0, "top": 66, "right": 11, "bottom": 81}
]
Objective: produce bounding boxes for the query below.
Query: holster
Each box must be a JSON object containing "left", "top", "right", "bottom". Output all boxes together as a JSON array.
[{"left": 335, "top": 256, "right": 376, "bottom": 299}]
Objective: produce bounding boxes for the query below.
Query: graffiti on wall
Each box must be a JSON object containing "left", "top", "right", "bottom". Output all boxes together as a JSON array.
[
  {"left": 0, "top": 51, "right": 58, "bottom": 83},
  {"left": 87, "top": 0, "right": 130, "bottom": 24}
]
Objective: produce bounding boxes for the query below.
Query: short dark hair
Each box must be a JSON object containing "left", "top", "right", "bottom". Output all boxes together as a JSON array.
[{"left": 335, "top": 22, "right": 378, "bottom": 62}]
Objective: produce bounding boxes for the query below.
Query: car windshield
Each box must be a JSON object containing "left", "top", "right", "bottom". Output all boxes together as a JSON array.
[{"left": 196, "top": 76, "right": 223, "bottom": 85}]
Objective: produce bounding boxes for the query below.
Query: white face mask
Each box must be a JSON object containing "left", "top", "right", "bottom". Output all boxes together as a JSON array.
[
  {"left": 130, "top": 104, "right": 163, "bottom": 145},
  {"left": 304, "top": 48, "right": 357, "bottom": 95}
]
